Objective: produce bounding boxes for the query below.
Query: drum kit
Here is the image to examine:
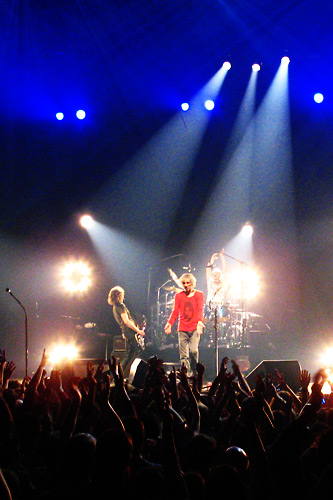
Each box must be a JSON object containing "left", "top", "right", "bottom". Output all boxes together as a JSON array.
[
  {"left": 203, "top": 303, "right": 260, "bottom": 348},
  {"left": 151, "top": 284, "right": 263, "bottom": 349}
]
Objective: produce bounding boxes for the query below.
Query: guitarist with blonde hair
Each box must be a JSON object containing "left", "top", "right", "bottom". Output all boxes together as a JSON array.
[{"left": 108, "top": 286, "right": 145, "bottom": 377}]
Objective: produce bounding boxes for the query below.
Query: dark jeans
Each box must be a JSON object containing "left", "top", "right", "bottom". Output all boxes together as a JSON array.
[{"left": 178, "top": 330, "right": 200, "bottom": 376}]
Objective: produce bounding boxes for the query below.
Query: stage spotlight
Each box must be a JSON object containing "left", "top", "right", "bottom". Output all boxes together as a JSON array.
[
  {"left": 252, "top": 63, "right": 261, "bottom": 72},
  {"left": 281, "top": 56, "right": 290, "bottom": 66},
  {"left": 320, "top": 348, "right": 333, "bottom": 368},
  {"left": 181, "top": 102, "right": 190, "bottom": 111},
  {"left": 242, "top": 223, "right": 253, "bottom": 236},
  {"left": 56, "top": 112, "right": 64, "bottom": 120},
  {"left": 228, "top": 267, "right": 260, "bottom": 301},
  {"left": 80, "top": 214, "right": 94, "bottom": 229},
  {"left": 76, "top": 109, "right": 86, "bottom": 120},
  {"left": 314, "top": 93, "right": 324, "bottom": 103},
  {"left": 322, "top": 381, "right": 331, "bottom": 396},
  {"left": 60, "top": 260, "right": 92, "bottom": 293},
  {"left": 48, "top": 342, "right": 79, "bottom": 366},
  {"left": 222, "top": 61, "right": 231, "bottom": 70},
  {"left": 204, "top": 99, "right": 215, "bottom": 111}
]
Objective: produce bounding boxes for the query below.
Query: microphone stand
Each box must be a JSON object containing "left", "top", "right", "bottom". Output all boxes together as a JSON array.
[
  {"left": 147, "top": 255, "right": 185, "bottom": 325},
  {"left": 209, "top": 285, "right": 224, "bottom": 377},
  {"left": 222, "top": 253, "right": 249, "bottom": 350},
  {"left": 156, "top": 279, "right": 172, "bottom": 333},
  {"left": 6, "top": 288, "right": 28, "bottom": 378}
]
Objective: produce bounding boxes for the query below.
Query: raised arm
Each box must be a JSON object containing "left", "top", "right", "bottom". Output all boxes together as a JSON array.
[
  {"left": 23, "top": 349, "right": 48, "bottom": 409},
  {"left": 0, "top": 469, "right": 12, "bottom": 500},
  {"left": 205, "top": 253, "right": 219, "bottom": 283},
  {"left": 168, "top": 268, "right": 182, "bottom": 288}
]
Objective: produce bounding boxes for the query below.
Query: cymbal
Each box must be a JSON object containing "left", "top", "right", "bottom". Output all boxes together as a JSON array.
[
  {"left": 248, "top": 312, "right": 263, "bottom": 318},
  {"left": 163, "top": 285, "right": 181, "bottom": 292},
  {"left": 84, "top": 322, "right": 97, "bottom": 328}
]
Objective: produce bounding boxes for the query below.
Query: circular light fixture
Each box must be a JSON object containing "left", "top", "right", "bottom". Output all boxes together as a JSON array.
[
  {"left": 80, "top": 214, "right": 94, "bottom": 229},
  {"left": 204, "top": 99, "right": 215, "bottom": 111},
  {"left": 60, "top": 261, "right": 92, "bottom": 293}
]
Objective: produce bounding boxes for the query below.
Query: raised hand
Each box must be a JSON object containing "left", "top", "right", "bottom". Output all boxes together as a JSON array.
[
  {"left": 3, "top": 361, "right": 16, "bottom": 383},
  {"left": 49, "top": 369, "right": 63, "bottom": 394},
  {"left": 196, "top": 362, "right": 205, "bottom": 376},
  {"left": 220, "top": 356, "right": 229, "bottom": 374},
  {"left": 40, "top": 349, "right": 49, "bottom": 369},
  {"left": 273, "top": 368, "right": 285, "bottom": 386},
  {"left": 95, "top": 359, "right": 106, "bottom": 381},
  {"left": 300, "top": 369, "right": 311, "bottom": 390}
]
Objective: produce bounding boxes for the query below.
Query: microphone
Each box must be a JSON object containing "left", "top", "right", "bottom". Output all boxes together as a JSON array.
[{"left": 5, "top": 288, "right": 25, "bottom": 309}]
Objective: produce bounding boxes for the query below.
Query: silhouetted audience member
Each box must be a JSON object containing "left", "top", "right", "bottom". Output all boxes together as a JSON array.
[{"left": 1, "top": 345, "right": 333, "bottom": 500}]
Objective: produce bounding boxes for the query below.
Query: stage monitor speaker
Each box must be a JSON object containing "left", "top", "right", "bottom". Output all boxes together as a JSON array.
[
  {"left": 113, "top": 336, "right": 126, "bottom": 351},
  {"left": 128, "top": 358, "right": 148, "bottom": 388},
  {"left": 246, "top": 359, "right": 301, "bottom": 393}
]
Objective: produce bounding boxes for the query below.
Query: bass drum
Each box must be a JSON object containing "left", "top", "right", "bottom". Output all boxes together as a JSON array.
[{"left": 204, "top": 304, "right": 230, "bottom": 324}]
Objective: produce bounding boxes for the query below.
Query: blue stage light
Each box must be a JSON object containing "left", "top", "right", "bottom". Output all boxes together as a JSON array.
[
  {"left": 76, "top": 109, "right": 86, "bottom": 120},
  {"left": 281, "top": 56, "right": 290, "bottom": 66},
  {"left": 204, "top": 100, "right": 215, "bottom": 111},
  {"left": 56, "top": 112, "right": 64, "bottom": 120},
  {"left": 181, "top": 102, "right": 190, "bottom": 111},
  {"left": 314, "top": 93, "right": 324, "bottom": 103},
  {"left": 222, "top": 61, "right": 231, "bottom": 70}
]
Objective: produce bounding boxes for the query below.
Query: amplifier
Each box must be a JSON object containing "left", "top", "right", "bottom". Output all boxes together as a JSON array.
[{"left": 113, "top": 335, "right": 126, "bottom": 351}]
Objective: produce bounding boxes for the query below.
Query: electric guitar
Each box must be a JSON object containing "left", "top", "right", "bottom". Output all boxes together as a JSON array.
[{"left": 135, "top": 314, "right": 146, "bottom": 350}]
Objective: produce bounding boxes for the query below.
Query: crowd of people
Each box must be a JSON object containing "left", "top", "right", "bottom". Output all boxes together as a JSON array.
[{"left": 1, "top": 345, "right": 333, "bottom": 500}]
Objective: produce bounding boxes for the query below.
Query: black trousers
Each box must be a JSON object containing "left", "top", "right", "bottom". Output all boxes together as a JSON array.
[{"left": 121, "top": 333, "right": 142, "bottom": 377}]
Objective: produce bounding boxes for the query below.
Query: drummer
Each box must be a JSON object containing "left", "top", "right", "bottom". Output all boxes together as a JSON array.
[{"left": 205, "top": 250, "right": 230, "bottom": 308}]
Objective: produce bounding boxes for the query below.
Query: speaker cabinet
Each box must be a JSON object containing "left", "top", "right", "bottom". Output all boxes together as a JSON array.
[
  {"left": 113, "top": 335, "right": 126, "bottom": 351},
  {"left": 128, "top": 358, "right": 148, "bottom": 388},
  {"left": 246, "top": 359, "right": 301, "bottom": 393}
]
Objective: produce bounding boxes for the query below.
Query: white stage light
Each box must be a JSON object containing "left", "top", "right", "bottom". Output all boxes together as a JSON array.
[
  {"left": 314, "top": 93, "right": 324, "bottom": 103},
  {"left": 48, "top": 342, "right": 79, "bottom": 365},
  {"left": 76, "top": 109, "right": 86, "bottom": 120},
  {"left": 204, "top": 100, "right": 215, "bottom": 111},
  {"left": 80, "top": 214, "right": 94, "bottom": 229},
  {"left": 281, "top": 56, "right": 290, "bottom": 66},
  {"left": 60, "top": 261, "right": 92, "bottom": 293},
  {"left": 242, "top": 223, "right": 253, "bottom": 236}
]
